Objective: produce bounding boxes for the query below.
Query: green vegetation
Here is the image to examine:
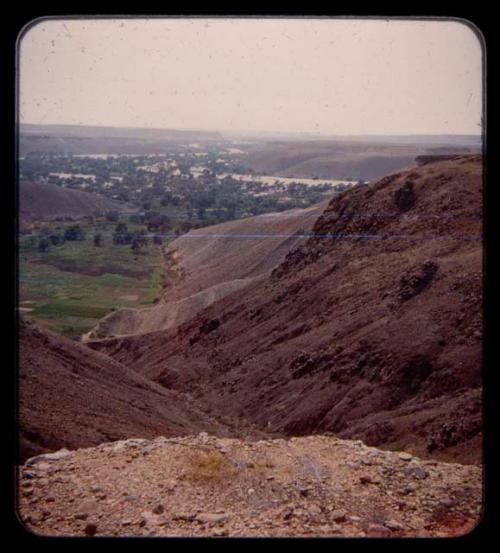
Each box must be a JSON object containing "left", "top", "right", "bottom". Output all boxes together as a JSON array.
[
  {"left": 19, "top": 144, "right": 361, "bottom": 341},
  {"left": 19, "top": 217, "right": 165, "bottom": 340}
]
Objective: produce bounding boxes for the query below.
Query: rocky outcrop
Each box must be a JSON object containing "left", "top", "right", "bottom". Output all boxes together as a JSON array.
[{"left": 17, "top": 433, "right": 482, "bottom": 537}]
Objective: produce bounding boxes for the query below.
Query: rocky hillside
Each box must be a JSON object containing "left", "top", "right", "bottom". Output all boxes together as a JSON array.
[
  {"left": 18, "top": 320, "right": 244, "bottom": 462},
  {"left": 19, "top": 181, "right": 127, "bottom": 221},
  {"left": 89, "top": 155, "right": 483, "bottom": 464},
  {"left": 85, "top": 202, "right": 327, "bottom": 340},
  {"left": 17, "top": 433, "right": 482, "bottom": 537}
]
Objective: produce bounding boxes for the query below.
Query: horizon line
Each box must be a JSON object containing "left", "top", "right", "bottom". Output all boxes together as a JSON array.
[{"left": 19, "top": 122, "right": 482, "bottom": 138}]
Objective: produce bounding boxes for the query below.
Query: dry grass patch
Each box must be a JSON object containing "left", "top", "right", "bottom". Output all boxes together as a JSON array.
[{"left": 183, "top": 448, "right": 236, "bottom": 485}]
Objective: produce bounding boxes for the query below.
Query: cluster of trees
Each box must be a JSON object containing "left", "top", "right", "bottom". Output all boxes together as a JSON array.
[
  {"left": 112, "top": 223, "right": 150, "bottom": 252},
  {"left": 35, "top": 224, "right": 86, "bottom": 252}
]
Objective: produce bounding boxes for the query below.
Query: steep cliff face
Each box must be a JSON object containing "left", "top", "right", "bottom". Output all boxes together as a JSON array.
[{"left": 89, "top": 155, "right": 483, "bottom": 463}]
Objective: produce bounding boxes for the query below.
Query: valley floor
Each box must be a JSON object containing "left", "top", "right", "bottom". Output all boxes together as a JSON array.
[{"left": 17, "top": 433, "right": 482, "bottom": 538}]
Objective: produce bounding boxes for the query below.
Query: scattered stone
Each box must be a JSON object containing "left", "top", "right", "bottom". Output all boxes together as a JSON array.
[
  {"left": 298, "top": 486, "right": 312, "bottom": 497},
  {"left": 196, "top": 513, "right": 229, "bottom": 524},
  {"left": 400, "top": 484, "right": 417, "bottom": 495},
  {"left": 366, "top": 523, "right": 392, "bottom": 537},
  {"left": 398, "top": 452, "right": 413, "bottom": 461},
  {"left": 359, "top": 475, "right": 374, "bottom": 485},
  {"left": 403, "top": 464, "right": 429, "bottom": 480},
  {"left": 384, "top": 520, "right": 405, "bottom": 531},
  {"left": 16, "top": 434, "right": 482, "bottom": 538},
  {"left": 331, "top": 510, "right": 347, "bottom": 523},
  {"left": 121, "top": 520, "right": 133, "bottom": 526},
  {"left": 84, "top": 522, "right": 98, "bottom": 536},
  {"left": 173, "top": 513, "right": 196, "bottom": 522},
  {"left": 31, "top": 449, "right": 73, "bottom": 463}
]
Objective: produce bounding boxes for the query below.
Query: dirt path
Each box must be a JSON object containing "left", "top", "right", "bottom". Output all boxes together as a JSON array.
[{"left": 18, "top": 433, "right": 481, "bottom": 538}]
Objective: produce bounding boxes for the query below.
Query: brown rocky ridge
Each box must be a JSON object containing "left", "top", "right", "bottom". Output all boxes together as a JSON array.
[{"left": 89, "top": 155, "right": 483, "bottom": 464}]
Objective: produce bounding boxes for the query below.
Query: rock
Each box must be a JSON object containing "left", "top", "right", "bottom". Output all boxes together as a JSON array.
[
  {"left": 173, "top": 513, "right": 196, "bottom": 522},
  {"left": 32, "top": 449, "right": 73, "bottom": 463},
  {"left": 45, "top": 496, "right": 55, "bottom": 503},
  {"left": 74, "top": 513, "right": 88, "bottom": 520},
  {"left": 196, "top": 513, "right": 229, "bottom": 525},
  {"left": 366, "top": 523, "right": 392, "bottom": 537},
  {"left": 400, "top": 484, "right": 417, "bottom": 495},
  {"left": 307, "top": 504, "right": 322, "bottom": 517},
  {"left": 359, "top": 475, "right": 375, "bottom": 484},
  {"left": 78, "top": 499, "right": 98, "bottom": 517},
  {"left": 384, "top": 520, "right": 405, "bottom": 531},
  {"left": 152, "top": 504, "right": 164, "bottom": 515},
  {"left": 398, "top": 452, "right": 413, "bottom": 461},
  {"left": 121, "top": 520, "right": 133, "bottom": 526},
  {"left": 140, "top": 511, "right": 162, "bottom": 527},
  {"left": 298, "top": 486, "right": 311, "bottom": 497},
  {"left": 84, "top": 522, "right": 98, "bottom": 536},
  {"left": 403, "top": 464, "right": 429, "bottom": 480},
  {"left": 331, "top": 510, "right": 347, "bottom": 522},
  {"left": 394, "top": 181, "right": 415, "bottom": 211}
]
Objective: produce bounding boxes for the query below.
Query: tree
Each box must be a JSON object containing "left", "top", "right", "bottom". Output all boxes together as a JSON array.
[
  {"left": 131, "top": 230, "right": 148, "bottom": 253},
  {"left": 49, "top": 233, "right": 63, "bottom": 246},
  {"left": 93, "top": 233, "right": 102, "bottom": 247},
  {"left": 64, "top": 225, "right": 85, "bottom": 241},
  {"left": 38, "top": 238, "right": 50, "bottom": 252},
  {"left": 105, "top": 211, "right": 119, "bottom": 222},
  {"left": 115, "top": 222, "right": 128, "bottom": 233}
]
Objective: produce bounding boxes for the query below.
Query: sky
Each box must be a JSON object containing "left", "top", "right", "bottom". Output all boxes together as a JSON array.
[{"left": 19, "top": 17, "right": 484, "bottom": 136}]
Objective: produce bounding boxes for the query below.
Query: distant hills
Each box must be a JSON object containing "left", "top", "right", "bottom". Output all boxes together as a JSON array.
[
  {"left": 241, "top": 139, "right": 481, "bottom": 181},
  {"left": 19, "top": 181, "right": 127, "bottom": 222},
  {"left": 19, "top": 124, "right": 223, "bottom": 156}
]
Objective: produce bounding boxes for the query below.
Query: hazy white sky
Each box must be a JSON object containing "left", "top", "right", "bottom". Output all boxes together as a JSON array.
[{"left": 19, "top": 17, "right": 483, "bottom": 135}]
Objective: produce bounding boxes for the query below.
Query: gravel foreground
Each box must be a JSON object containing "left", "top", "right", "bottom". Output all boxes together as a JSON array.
[{"left": 17, "top": 433, "right": 482, "bottom": 538}]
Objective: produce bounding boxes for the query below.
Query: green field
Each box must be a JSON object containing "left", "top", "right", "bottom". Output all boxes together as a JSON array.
[{"left": 18, "top": 219, "right": 166, "bottom": 340}]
